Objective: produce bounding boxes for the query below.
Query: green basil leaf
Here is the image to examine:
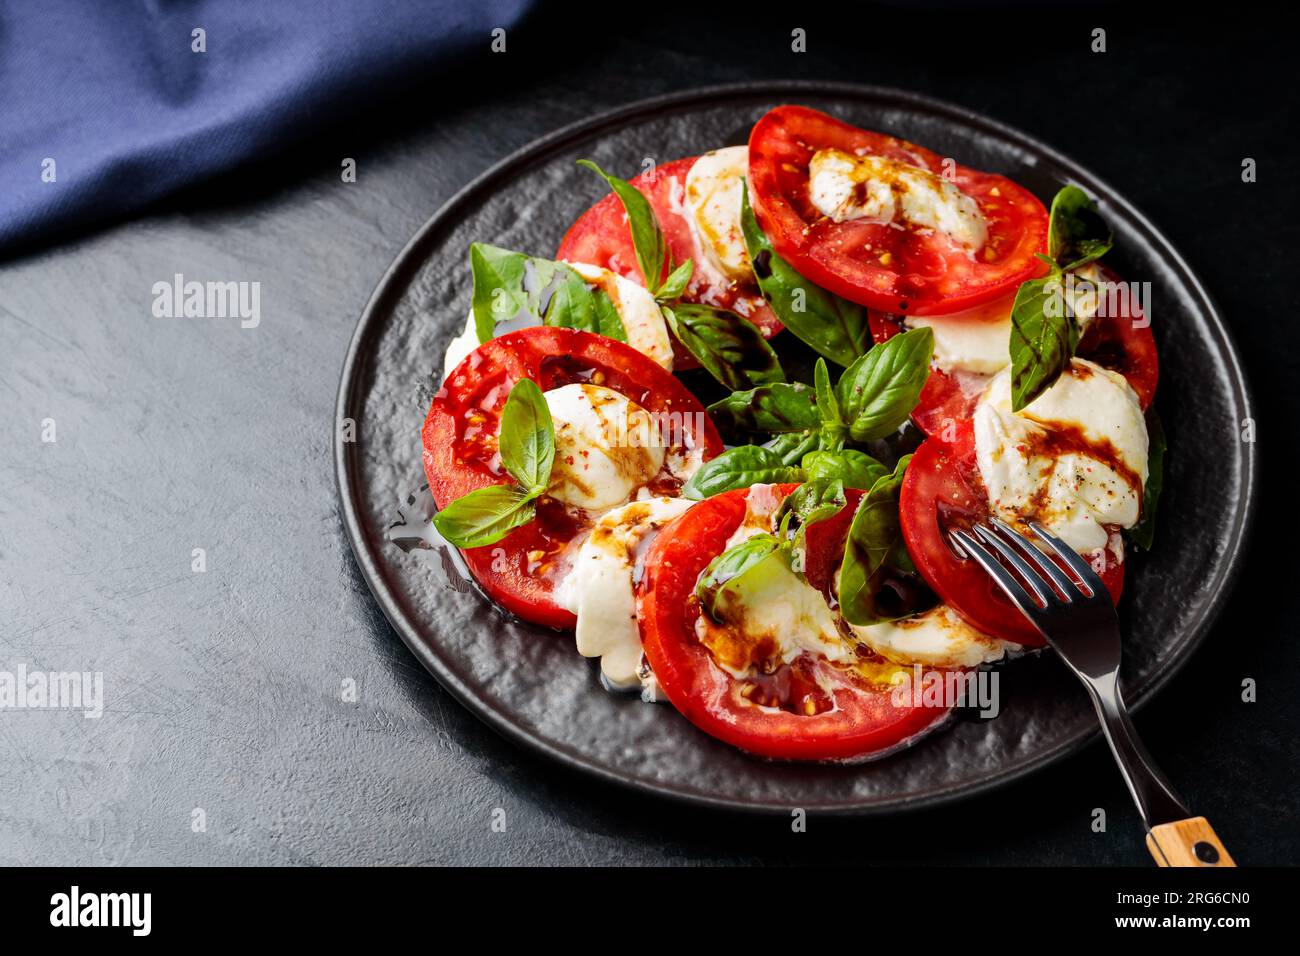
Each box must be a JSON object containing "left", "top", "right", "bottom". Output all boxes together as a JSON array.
[
  {"left": 778, "top": 477, "right": 848, "bottom": 545},
  {"left": 813, "top": 358, "right": 846, "bottom": 450},
  {"left": 469, "top": 244, "right": 626, "bottom": 343},
  {"left": 498, "top": 379, "right": 554, "bottom": 494},
  {"left": 577, "top": 159, "right": 667, "bottom": 294},
  {"left": 432, "top": 484, "right": 536, "bottom": 549},
  {"left": 708, "top": 383, "right": 820, "bottom": 437},
  {"left": 1009, "top": 271, "right": 1078, "bottom": 412},
  {"left": 740, "top": 185, "right": 871, "bottom": 367},
  {"left": 470, "top": 243, "right": 533, "bottom": 343},
  {"left": 1049, "top": 185, "right": 1113, "bottom": 272},
  {"left": 838, "top": 455, "right": 914, "bottom": 626},
  {"left": 544, "top": 265, "right": 627, "bottom": 342},
  {"left": 696, "top": 534, "right": 784, "bottom": 623},
  {"left": 1127, "top": 410, "right": 1165, "bottom": 551},
  {"left": 835, "top": 327, "right": 933, "bottom": 442},
  {"left": 681, "top": 445, "right": 804, "bottom": 500},
  {"left": 664, "top": 303, "right": 784, "bottom": 391},
  {"left": 762, "top": 430, "right": 820, "bottom": 466},
  {"left": 656, "top": 259, "right": 694, "bottom": 302},
  {"left": 800, "top": 448, "right": 888, "bottom": 490}
]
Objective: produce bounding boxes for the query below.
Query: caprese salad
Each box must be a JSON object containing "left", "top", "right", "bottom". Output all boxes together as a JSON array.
[{"left": 421, "top": 105, "right": 1163, "bottom": 763}]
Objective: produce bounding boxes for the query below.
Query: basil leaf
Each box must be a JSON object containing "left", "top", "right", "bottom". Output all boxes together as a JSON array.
[
  {"left": 664, "top": 304, "right": 784, "bottom": 391},
  {"left": 470, "top": 243, "right": 533, "bottom": 343},
  {"left": 681, "top": 445, "right": 804, "bottom": 500},
  {"left": 432, "top": 485, "right": 536, "bottom": 549},
  {"left": 1127, "top": 410, "right": 1165, "bottom": 551},
  {"left": 469, "top": 244, "right": 625, "bottom": 343},
  {"left": 740, "top": 185, "right": 871, "bottom": 367},
  {"left": 577, "top": 159, "right": 667, "bottom": 294},
  {"left": 838, "top": 455, "right": 914, "bottom": 626},
  {"left": 696, "top": 534, "right": 784, "bottom": 623},
  {"left": 545, "top": 265, "right": 627, "bottom": 342},
  {"left": 779, "top": 477, "right": 848, "bottom": 541},
  {"left": 656, "top": 259, "right": 694, "bottom": 302},
  {"left": 835, "top": 327, "right": 933, "bottom": 442},
  {"left": 1009, "top": 270, "right": 1077, "bottom": 412},
  {"left": 1049, "top": 185, "right": 1113, "bottom": 272},
  {"left": 813, "top": 358, "right": 846, "bottom": 450},
  {"left": 762, "top": 430, "right": 820, "bottom": 466},
  {"left": 801, "top": 448, "right": 888, "bottom": 490},
  {"left": 708, "top": 383, "right": 820, "bottom": 437},
  {"left": 498, "top": 379, "right": 555, "bottom": 494}
]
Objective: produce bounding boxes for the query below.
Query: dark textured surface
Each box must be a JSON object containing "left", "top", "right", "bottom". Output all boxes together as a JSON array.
[
  {"left": 340, "top": 84, "right": 1252, "bottom": 813},
  {"left": 2, "top": 8, "right": 1296, "bottom": 863}
]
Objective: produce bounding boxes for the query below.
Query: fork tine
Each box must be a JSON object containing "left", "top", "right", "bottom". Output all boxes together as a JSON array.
[
  {"left": 972, "top": 524, "right": 1056, "bottom": 606},
  {"left": 1028, "top": 521, "right": 1107, "bottom": 598},
  {"left": 949, "top": 529, "right": 1048, "bottom": 633},
  {"left": 987, "top": 517, "right": 1078, "bottom": 597}
]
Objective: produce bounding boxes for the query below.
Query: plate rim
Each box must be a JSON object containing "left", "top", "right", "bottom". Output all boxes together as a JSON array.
[{"left": 334, "top": 80, "right": 1258, "bottom": 815}]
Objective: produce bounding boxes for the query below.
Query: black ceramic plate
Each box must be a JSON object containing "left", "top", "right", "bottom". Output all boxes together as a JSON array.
[{"left": 335, "top": 83, "right": 1256, "bottom": 814}]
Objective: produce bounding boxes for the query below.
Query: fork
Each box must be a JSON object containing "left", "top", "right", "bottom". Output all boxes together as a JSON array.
[{"left": 950, "top": 517, "right": 1235, "bottom": 867}]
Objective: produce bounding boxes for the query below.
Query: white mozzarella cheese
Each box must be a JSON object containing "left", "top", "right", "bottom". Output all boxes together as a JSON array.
[
  {"left": 545, "top": 383, "right": 666, "bottom": 511},
  {"left": 850, "top": 602, "right": 1015, "bottom": 668},
  {"left": 807, "top": 148, "right": 988, "bottom": 252},
  {"left": 683, "top": 146, "right": 752, "bottom": 283},
  {"left": 554, "top": 497, "right": 694, "bottom": 690},
  {"left": 973, "top": 358, "right": 1148, "bottom": 553},
  {"left": 442, "top": 309, "right": 480, "bottom": 381}
]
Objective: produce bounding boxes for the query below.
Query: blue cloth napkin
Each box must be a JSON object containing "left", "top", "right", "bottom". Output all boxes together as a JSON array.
[{"left": 0, "top": 0, "right": 534, "bottom": 255}]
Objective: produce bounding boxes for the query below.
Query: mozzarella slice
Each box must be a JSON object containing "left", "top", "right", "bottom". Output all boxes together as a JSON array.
[
  {"left": 554, "top": 497, "right": 694, "bottom": 689},
  {"left": 545, "top": 383, "right": 665, "bottom": 511},
  {"left": 807, "top": 148, "right": 987, "bottom": 252},
  {"left": 973, "top": 358, "right": 1148, "bottom": 553},
  {"left": 850, "top": 603, "right": 1015, "bottom": 668},
  {"left": 684, "top": 146, "right": 751, "bottom": 283},
  {"left": 440, "top": 261, "right": 674, "bottom": 381},
  {"left": 696, "top": 552, "right": 857, "bottom": 678}
]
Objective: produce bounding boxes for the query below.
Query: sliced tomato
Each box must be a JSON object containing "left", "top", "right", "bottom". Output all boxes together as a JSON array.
[
  {"left": 423, "top": 326, "right": 723, "bottom": 629},
  {"left": 748, "top": 105, "right": 1049, "bottom": 316},
  {"left": 637, "top": 484, "right": 953, "bottom": 762},
  {"left": 556, "top": 156, "right": 782, "bottom": 369},
  {"left": 1078, "top": 264, "right": 1158, "bottom": 408},
  {"left": 898, "top": 422, "right": 1124, "bottom": 647}
]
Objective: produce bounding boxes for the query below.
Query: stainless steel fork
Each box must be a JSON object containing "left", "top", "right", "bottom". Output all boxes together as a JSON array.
[{"left": 950, "top": 517, "right": 1234, "bottom": 867}]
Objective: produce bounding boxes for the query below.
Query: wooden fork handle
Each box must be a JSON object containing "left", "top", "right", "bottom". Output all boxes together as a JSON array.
[{"left": 1146, "top": 817, "right": 1236, "bottom": 867}]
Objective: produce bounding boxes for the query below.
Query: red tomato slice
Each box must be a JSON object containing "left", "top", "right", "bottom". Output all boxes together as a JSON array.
[
  {"left": 872, "top": 264, "right": 1158, "bottom": 439},
  {"left": 898, "top": 423, "right": 1124, "bottom": 647},
  {"left": 423, "top": 326, "right": 724, "bottom": 629},
  {"left": 1078, "top": 264, "right": 1158, "bottom": 408},
  {"left": 748, "top": 105, "right": 1049, "bottom": 316},
  {"left": 637, "top": 483, "right": 954, "bottom": 762},
  {"left": 556, "top": 156, "right": 782, "bottom": 369}
]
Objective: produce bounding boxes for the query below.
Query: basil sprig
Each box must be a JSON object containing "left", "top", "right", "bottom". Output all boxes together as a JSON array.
[
  {"left": 739, "top": 184, "right": 872, "bottom": 367},
  {"left": 470, "top": 243, "right": 626, "bottom": 344},
  {"left": 432, "top": 379, "right": 556, "bottom": 548},
  {"left": 1127, "top": 409, "right": 1165, "bottom": 551},
  {"left": 681, "top": 445, "right": 805, "bottom": 500},
  {"left": 837, "top": 455, "right": 916, "bottom": 626},
  {"left": 1009, "top": 186, "right": 1114, "bottom": 411},
  {"left": 578, "top": 159, "right": 783, "bottom": 389}
]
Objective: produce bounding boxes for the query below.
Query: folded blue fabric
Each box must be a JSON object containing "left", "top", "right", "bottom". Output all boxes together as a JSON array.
[{"left": 0, "top": 0, "right": 533, "bottom": 255}]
